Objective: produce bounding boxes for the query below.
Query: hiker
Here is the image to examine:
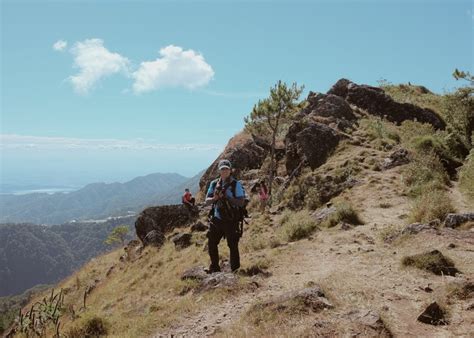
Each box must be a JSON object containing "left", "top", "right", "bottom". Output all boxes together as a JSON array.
[
  {"left": 205, "top": 159, "right": 246, "bottom": 273},
  {"left": 182, "top": 188, "right": 195, "bottom": 207},
  {"left": 258, "top": 181, "right": 269, "bottom": 212}
]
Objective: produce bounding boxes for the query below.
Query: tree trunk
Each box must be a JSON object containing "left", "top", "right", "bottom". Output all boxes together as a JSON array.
[{"left": 268, "top": 131, "right": 276, "bottom": 200}]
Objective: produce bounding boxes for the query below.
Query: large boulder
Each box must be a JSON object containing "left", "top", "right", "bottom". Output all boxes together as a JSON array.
[
  {"left": 135, "top": 204, "right": 199, "bottom": 245},
  {"left": 302, "top": 92, "right": 357, "bottom": 122},
  {"left": 199, "top": 132, "right": 267, "bottom": 194},
  {"left": 328, "top": 79, "right": 446, "bottom": 130},
  {"left": 285, "top": 121, "right": 341, "bottom": 174}
]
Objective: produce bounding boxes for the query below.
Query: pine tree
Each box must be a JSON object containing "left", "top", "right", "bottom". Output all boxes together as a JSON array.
[
  {"left": 104, "top": 225, "right": 129, "bottom": 246},
  {"left": 244, "top": 80, "right": 304, "bottom": 198}
]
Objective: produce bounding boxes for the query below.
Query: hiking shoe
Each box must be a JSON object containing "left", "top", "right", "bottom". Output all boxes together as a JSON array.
[{"left": 205, "top": 265, "right": 221, "bottom": 274}]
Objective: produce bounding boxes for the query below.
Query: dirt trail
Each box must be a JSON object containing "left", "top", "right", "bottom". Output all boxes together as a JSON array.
[{"left": 156, "top": 167, "right": 474, "bottom": 337}]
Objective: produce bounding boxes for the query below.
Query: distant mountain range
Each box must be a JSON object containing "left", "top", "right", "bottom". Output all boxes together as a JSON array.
[{"left": 0, "top": 171, "right": 203, "bottom": 225}]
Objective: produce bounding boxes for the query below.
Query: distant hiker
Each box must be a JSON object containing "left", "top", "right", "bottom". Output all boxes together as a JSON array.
[
  {"left": 205, "top": 159, "right": 247, "bottom": 273},
  {"left": 258, "top": 181, "right": 269, "bottom": 212},
  {"left": 182, "top": 188, "right": 195, "bottom": 207}
]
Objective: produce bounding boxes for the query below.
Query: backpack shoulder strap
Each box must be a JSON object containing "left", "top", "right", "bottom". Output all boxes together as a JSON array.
[{"left": 229, "top": 178, "right": 240, "bottom": 198}]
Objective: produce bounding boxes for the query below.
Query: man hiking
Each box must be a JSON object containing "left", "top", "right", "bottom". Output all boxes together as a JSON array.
[
  {"left": 205, "top": 159, "right": 246, "bottom": 273},
  {"left": 182, "top": 188, "right": 195, "bottom": 207}
]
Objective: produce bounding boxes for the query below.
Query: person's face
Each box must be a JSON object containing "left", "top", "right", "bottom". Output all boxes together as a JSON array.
[{"left": 219, "top": 167, "right": 231, "bottom": 179}]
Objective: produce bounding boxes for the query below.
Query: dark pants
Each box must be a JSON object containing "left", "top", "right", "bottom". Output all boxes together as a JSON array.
[{"left": 207, "top": 217, "right": 240, "bottom": 272}]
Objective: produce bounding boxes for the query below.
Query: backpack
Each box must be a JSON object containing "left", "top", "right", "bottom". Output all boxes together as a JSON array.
[{"left": 208, "top": 177, "right": 249, "bottom": 236}]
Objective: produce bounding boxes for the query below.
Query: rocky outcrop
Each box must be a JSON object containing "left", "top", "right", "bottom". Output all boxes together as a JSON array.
[
  {"left": 285, "top": 121, "right": 341, "bottom": 174},
  {"left": 444, "top": 213, "right": 474, "bottom": 228},
  {"left": 301, "top": 92, "right": 357, "bottom": 122},
  {"left": 382, "top": 148, "right": 410, "bottom": 170},
  {"left": 199, "top": 133, "right": 267, "bottom": 193},
  {"left": 328, "top": 79, "right": 446, "bottom": 130},
  {"left": 135, "top": 205, "right": 199, "bottom": 246}
]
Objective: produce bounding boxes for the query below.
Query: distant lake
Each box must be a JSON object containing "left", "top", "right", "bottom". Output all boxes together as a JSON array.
[{"left": 0, "top": 187, "right": 79, "bottom": 195}]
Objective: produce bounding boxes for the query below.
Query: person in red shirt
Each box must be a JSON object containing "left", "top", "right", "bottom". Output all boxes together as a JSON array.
[{"left": 182, "top": 188, "right": 195, "bottom": 206}]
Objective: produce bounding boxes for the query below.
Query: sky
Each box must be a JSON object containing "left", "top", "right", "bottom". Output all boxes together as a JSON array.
[{"left": 1, "top": 0, "right": 473, "bottom": 191}]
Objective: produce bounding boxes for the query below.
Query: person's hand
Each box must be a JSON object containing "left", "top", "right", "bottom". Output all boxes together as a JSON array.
[{"left": 213, "top": 191, "right": 222, "bottom": 201}]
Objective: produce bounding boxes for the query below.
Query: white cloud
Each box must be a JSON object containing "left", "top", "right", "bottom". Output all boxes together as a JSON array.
[
  {"left": 53, "top": 39, "right": 68, "bottom": 52},
  {"left": 0, "top": 134, "right": 223, "bottom": 152},
  {"left": 132, "top": 45, "right": 214, "bottom": 93},
  {"left": 69, "top": 39, "right": 130, "bottom": 94},
  {"left": 469, "top": 9, "right": 474, "bottom": 20}
]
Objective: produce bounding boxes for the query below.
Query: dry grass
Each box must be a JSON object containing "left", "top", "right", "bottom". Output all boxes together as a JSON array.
[
  {"left": 279, "top": 210, "right": 319, "bottom": 242},
  {"left": 459, "top": 150, "right": 474, "bottom": 203},
  {"left": 20, "top": 239, "right": 248, "bottom": 337},
  {"left": 407, "top": 188, "right": 455, "bottom": 224}
]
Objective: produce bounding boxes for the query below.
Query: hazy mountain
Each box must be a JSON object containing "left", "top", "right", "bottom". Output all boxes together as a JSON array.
[{"left": 0, "top": 172, "right": 190, "bottom": 225}]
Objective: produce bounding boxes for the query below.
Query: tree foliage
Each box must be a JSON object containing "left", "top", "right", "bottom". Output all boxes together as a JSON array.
[
  {"left": 444, "top": 69, "right": 474, "bottom": 151},
  {"left": 244, "top": 81, "right": 304, "bottom": 195},
  {"left": 104, "top": 225, "right": 129, "bottom": 246}
]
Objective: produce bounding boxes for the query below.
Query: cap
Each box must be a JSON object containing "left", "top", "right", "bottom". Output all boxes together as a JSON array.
[{"left": 218, "top": 159, "right": 232, "bottom": 170}]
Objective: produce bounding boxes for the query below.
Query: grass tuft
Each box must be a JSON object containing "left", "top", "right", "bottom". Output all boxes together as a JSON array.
[{"left": 402, "top": 250, "right": 459, "bottom": 276}]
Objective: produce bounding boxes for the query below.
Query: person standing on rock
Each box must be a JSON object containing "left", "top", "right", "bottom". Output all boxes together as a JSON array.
[{"left": 205, "top": 159, "right": 246, "bottom": 273}]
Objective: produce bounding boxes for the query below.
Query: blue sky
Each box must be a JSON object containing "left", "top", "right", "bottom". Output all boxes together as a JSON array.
[{"left": 1, "top": 0, "right": 472, "bottom": 190}]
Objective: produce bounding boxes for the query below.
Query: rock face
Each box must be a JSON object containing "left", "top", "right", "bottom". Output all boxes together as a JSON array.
[
  {"left": 417, "top": 302, "right": 448, "bottom": 325},
  {"left": 199, "top": 133, "right": 267, "bottom": 193},
  {"left": 301, "top": 92, "right": 357, "bottom": 122},
  {"left": 143, "top": 230, "right": 165, "bottom": 247},
  {"left": 328, "top": 79, "right": 446, "bottom": 130},
  {"left": 285, "top": 121, "right": 341, "bottom": 174},
  {"left": 444, "top": 213, "right": 474, "bottom": 228},
  {"left": 135, "top": 205, "right": 199, "bottom": 246}
]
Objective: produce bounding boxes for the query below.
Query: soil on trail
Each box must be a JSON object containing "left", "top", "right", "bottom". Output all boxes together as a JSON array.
[{"left": 156, "top": 166, "right": 474, "bottom": 337}]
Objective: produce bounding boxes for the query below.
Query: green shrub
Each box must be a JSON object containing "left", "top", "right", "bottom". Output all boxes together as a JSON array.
[
  {"left": 279, "top": 210, "right": 318, "bottom": 241},
  {"left": 459, "top": 150, "right": 474, "bottom": 202},
  {"left": 442, "top": 86, "right": 474, "bottom": 150},
  {"left": 399, "top": 120, "right": 436, "bottom": 144}
]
